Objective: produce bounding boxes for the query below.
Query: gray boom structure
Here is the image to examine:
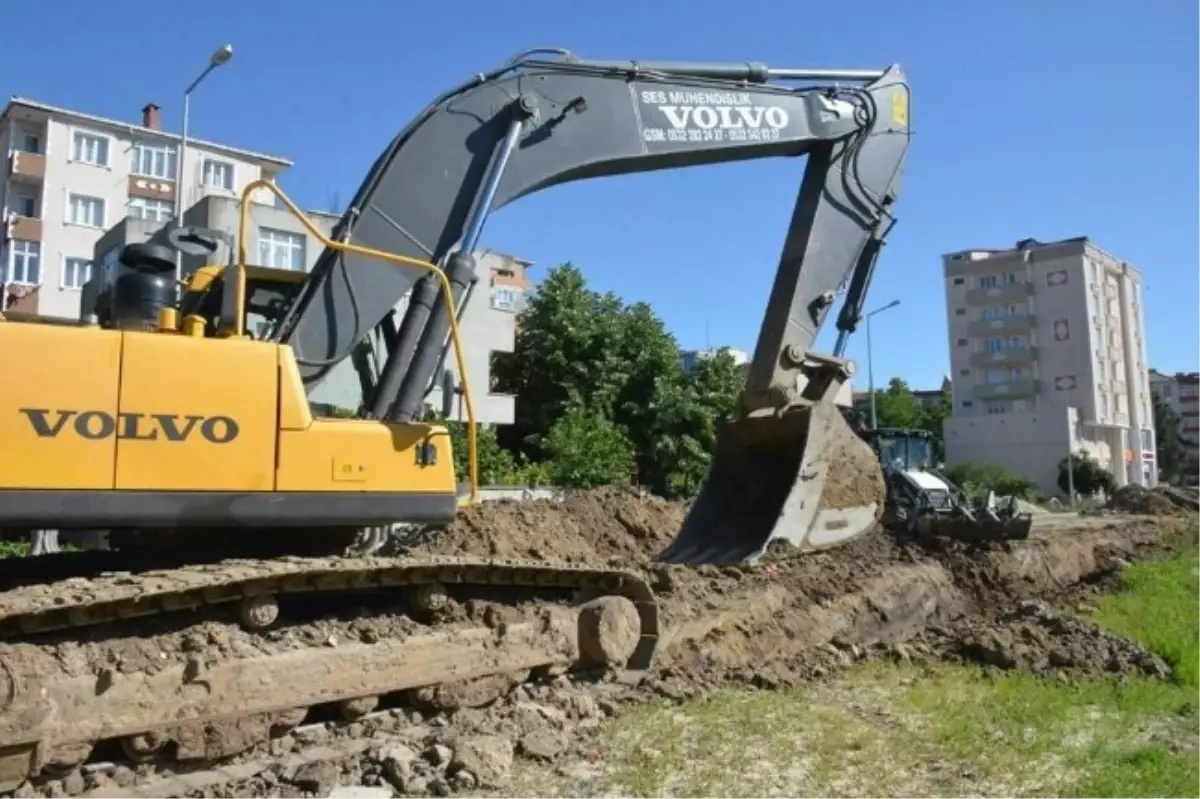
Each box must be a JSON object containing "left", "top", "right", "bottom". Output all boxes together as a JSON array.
[{"left": 269, "top": 48, "right": 912, "bottom": 565}]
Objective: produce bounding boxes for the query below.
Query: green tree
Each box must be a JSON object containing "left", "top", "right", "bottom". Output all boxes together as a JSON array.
[
  {"left": 425, "top": 406, "right": 531, "bottom": 486},
  {"left": 492, "top": 265, "right": 679, "bottom": 470},
  {"left": 870, "top": 378, "right": 927, "bottom": 429},
  {"left": 917, "top": 388, "right": 952, "bottom": 458},
  {"left": 542, "top": 403, "right": 637, "bottom": 488},
  {"left": 1152, "top": 391, "right": 1188, "bottom": 484},
  {"left": 1057, "top": 451, "right": 1117, "bottom": 496},
  {"left": 648, "top": 348, "right": 744, "bottom": 496},
  {"left": 943, "top": 459, "right": 1040, "bottom": 503}
]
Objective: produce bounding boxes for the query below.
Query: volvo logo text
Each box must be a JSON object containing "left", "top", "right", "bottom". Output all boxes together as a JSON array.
[{"left": 19, "top": 408, "right": 240, "bottom": 444}]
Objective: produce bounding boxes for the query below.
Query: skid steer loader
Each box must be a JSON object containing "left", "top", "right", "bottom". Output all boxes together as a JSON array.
[
  {"left": 0, "top": 49, "right": 909, "bottom": 785},
  {"left": 863, "top": 425, "right": 1033, "bottom": 542}
]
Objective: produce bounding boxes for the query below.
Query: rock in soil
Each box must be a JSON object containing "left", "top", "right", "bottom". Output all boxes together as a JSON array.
[{"left": 448, "top": 735, "right": 514, "bottom": 789}]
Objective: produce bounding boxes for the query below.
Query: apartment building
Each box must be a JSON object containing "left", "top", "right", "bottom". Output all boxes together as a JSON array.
[
  {"left": 1149, "top": 370, "right": 1200, "bottom": 481},
  {"left": 89, "top": 194, "right": 534, "bottom": 424},
  {"left": 680, "top": 347, "right": 750, "bottom": 372},
  {"left": 0, "top": 96, "right": 292, "bottom": 319},
  {"left": 941, "top": 236, "right": 1156, "bottom": 496}
]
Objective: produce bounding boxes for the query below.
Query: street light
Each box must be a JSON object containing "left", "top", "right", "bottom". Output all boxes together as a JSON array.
[
  {"left": 173, "top": 43, "right": 234, "bottom": 286},
  {"left": 866, "top": 298, "right": 901, "bottom": 430}
]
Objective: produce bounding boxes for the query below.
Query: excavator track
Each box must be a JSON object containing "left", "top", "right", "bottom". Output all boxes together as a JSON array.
[{"left": 0, "top": 552, "right": 659, "bottom": 792}]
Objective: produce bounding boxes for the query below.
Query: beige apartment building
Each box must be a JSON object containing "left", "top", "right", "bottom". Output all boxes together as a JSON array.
[
  {"left": 1149, "top": 370, "right": 1200, "bottom": 482},
  {"left": 0, "top": 96, "right": 291, "bottom": 318},
  {"left": 941, "top": 236, "right": 1156, "bottom": 496}
]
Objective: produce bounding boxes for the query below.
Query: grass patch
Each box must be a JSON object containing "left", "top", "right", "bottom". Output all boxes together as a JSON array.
[{"left": 1092, "top": 529, "right": 1199, "bottom": 690}]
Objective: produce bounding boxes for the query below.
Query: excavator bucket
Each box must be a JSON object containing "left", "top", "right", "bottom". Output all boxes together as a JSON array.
[
  {"left": 657, "top": 400, "right": 887, "bottom": 565},
  {"left": 918, "top": 512, "right": 1034, "bottom": 542}
]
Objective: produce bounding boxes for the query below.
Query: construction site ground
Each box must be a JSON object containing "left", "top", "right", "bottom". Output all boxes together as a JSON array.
[{"left": 8, "top": 485, "right": 1198, "bottom": 799}]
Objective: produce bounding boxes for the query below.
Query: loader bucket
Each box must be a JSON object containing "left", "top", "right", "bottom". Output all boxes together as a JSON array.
[
  {"left": 657, "top": 400, "right": 886, "bottom": 565},
  {"left": 918, "top": 512, "right": 1034, "bottom": 543}
]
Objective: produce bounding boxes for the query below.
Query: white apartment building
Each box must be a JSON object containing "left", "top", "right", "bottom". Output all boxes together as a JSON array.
[
  {"left": 0, "top": 96, "right": 291, "bottom": 318},
  {"left": 941, "top": 236, "right": 1155, "bottom": 496}
]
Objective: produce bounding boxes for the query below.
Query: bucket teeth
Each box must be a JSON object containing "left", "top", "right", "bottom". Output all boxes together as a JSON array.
[{"left": 657, "top": 401, "right": 885, "bottom": 565}]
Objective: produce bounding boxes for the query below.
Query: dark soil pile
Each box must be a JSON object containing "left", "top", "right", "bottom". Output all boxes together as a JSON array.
[
  {"left": 1106, "top": 485, "right": 1178, "bottom": 515},
  {"left": 921, "top": 599, "right": 1173, "bottom": 679}
]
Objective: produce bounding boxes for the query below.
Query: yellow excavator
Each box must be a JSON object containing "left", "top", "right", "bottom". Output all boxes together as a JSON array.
[{"left": 0, "top": 49, "right": 908, "bottom": 787}]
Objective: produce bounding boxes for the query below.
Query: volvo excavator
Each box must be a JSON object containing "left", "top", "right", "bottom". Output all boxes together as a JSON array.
[{"left": 0, "top": 49, "right": 909, "bottom": 787}]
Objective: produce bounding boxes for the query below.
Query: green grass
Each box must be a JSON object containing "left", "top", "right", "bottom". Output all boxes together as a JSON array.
[
  {"left": 895, "top": 529, "right": 1199, "bottom": 798},
  {"left": 504, "top": 526, "right": 1200, "bottom": 798},
  {"left": 1092, "top": 531, "right": 1199, "bottom": 690}
]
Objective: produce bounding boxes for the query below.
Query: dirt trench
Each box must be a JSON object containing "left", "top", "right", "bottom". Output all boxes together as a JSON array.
[
  {"left": 15, "top": 488, "right": 1191, "bottom": 798},
  {"left": 413, "top": 486, "right": 1181, "bottom": 692}
]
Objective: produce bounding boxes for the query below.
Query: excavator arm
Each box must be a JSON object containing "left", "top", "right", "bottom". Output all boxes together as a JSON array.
[
  {"left": 270, "top": 50, "right": 909, "bottom": 416},
  {"left": 269, "top": 49, "right": 910, "bottom": 564}
]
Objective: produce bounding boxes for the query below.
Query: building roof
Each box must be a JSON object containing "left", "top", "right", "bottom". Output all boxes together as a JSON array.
[{"left": 2, "top": 96, "right": 293, "bottom": 168}]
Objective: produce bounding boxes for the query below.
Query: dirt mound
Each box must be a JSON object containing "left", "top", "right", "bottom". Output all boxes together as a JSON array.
[
  {"left": 408, "top": 486, "right": 684, "bottom": 568},
  {"left": 1155, "top": 485, "right": 1199, "bottom": 511},
  {"left": 924, "top": 599, "right": 1172, "bottom": 679},
  {"left": 1106, "top": 485, "right": 1177, "bottom": 515},
  {"left": 403, "top": 487, "right": 1176, "bottom": 693}
]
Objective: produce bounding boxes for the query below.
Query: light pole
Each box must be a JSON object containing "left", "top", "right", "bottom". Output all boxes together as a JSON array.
[
  {"left": 866, "top": 299, "right": 901, "bottom": 430},
  {"left": 173, "top": 43, "right": 234, "bottom": 286}
]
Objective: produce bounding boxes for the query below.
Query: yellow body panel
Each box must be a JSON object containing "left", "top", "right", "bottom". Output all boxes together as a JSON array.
[
  {"left": 0, "top": 324, "right": 122, "bottom": 489},
  {"left": 276, "top": 421, "right": 454, "bottom": 492},
  {"left": 115, "top": 333, "right": 277, "bottom": 491},
  {"left": 0, "top": 321, "right": 456, "bottom": 498}
]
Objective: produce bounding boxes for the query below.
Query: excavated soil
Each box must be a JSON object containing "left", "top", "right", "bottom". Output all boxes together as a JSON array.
[
  {"left": 9, "top": 487, "right": 1194, "bottom": 798},
  {"left": 1106, "top": 484, "right": 1197, "bottom": 515},
  {"left": 409, "top": 486, "right": 1180, "bottom": 693}
]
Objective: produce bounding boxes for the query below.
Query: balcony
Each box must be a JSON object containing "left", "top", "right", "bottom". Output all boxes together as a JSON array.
[
  {"left": 9, "top": 151, "right": 45, "bottom": 183},
  {"left": 127, "top": 175, "right": 176, "bottom": 203},
  {"left": 6, "top": 214, "right": 42, "bottom": 241},
  {"left": 967, "top": 313, "right": 1037, "bottom": 337},
  {"left": 972, "top": 378, "right": 1040, "bottom": 401},
  {"left": 969, "top": 346, "right": 1038, "bottom": 368},
  {"left": 964, "top": 281, "right": 1033, "bottom": 306}
]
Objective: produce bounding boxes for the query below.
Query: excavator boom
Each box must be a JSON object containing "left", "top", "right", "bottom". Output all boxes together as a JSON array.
[
  {"left": 263, "top": 50, "right": 910, "bottom": 565},
  {"left": 270, "top": 50, "right": 910, "bottom": 422}
]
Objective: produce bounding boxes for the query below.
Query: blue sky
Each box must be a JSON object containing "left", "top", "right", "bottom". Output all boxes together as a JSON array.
[{"left": 2, "top": 0, "right": 1196, "bottom": 389}]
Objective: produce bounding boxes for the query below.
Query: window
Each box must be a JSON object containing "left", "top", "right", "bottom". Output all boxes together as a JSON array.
[
  {"left": 983, "top": 304, "right": 1024, "bottom": 320},
  {"left": 258, "top": 227, "right": 306, "bottom": 271},
  {"left": 490, "top": 286, "right": 518, "bottom": 311},
  {"left": 952, "top": 277, "right": 965, "bottom": 285},
  {"left": 985, "top": 368, "right": 1009, "bottom": 385},
  {"left": 67, "top": 194, "right": 106, "bottom": 228},
  {"left": 1097, "top": 360, "right": 1106, "bottom": 381},
  {"left": 1099, "top": 393, "right": 1108, "bottom": 416},
  {"left": 1002, "top": 271, "right": 1019, "bottom": 284},
  {"left": 202, "top": 158, "right": 234, "bottom": 190},
  {"left": 71, "top": 131, "right": 109, "bottom": 167},
  {"left": 15, "top": 129, "right": 41, "bottom": 154},
  {"left": 960, "top": 400, "right": 974, "bottom": 408},
  {"left": 956, "top": 338, "right": 968, "bottom": 347},
  {"left": 1161, "top": 384, "right": 1173, "bottom": 398},
  {"left": 6, "top": 241, "right": 41, "bottom": 285},
  {"left": 985, "top": 336, "right": 1023, "bottom": 353},
  {"left": 128, "top": 197, "right": 175, "bottom": 222},
  {"left": 979, "top": 275, "right": 998, "bottom": 289},
  {"left": 62, "top": 257, "right": 92, "bottom": 289},
  {"left": 99, "top": 246, "right": 120, "bottom": 285},
  {"left": 1140, "top": 428, "right": 1153, "bottom": 451},
  {"left": 954, "top": 307, "right": 965, "bottom": 316},
  {"left": 131, "top": 141, "right": 178, "bottom": 179},
  {"left": 11, "top": 193, "right": 37, "bottom": 218},
  {"left": 985, "top": 401, "right": 1010, "bottom": 415}
]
